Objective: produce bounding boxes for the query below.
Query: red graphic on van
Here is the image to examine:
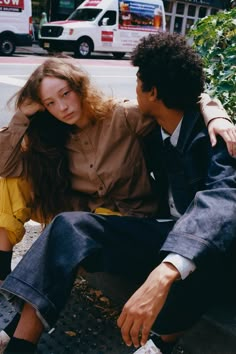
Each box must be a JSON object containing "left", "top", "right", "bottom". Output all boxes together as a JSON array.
[
  {"left": 84, "top": 0, "right": 102, "bottom": 6},
  {"left": 0, "top": 0, "right": 24, "bottom": 9},
  {"left": 101, "top": 31, "right": 114, "bottom": 42}
]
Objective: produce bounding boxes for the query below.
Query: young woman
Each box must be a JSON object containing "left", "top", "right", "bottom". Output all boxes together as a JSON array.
[{"left": 0, "top": 57, "right": 234, "bottom": 352}]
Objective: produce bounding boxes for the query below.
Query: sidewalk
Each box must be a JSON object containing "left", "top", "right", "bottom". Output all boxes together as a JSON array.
[
  {"left": 1, "top": 221, "right": 236, "bottom": 353},
  {"left": 15, "top": 43, "right": 130, "bottom": 60},
  {"left": 15, "top": 43, "right": 48, "bottom": 56},
  {"left": 1, "top": 221, "right": 134, "bottom": 354}
]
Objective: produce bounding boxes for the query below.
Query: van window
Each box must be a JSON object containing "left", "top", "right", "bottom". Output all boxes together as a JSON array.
[
  {"left": 68, "top": 8, "right": 102, "bottom": 21},
  {"left": 99, "top": 11, "right": 117, "bottom": 26}
]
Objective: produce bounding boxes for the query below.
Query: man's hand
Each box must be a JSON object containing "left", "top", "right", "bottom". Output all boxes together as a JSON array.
[
  {"left": 208, "top": 118, "right": 236, "bottom": 157},
  {"left": 117, "top": 263, "right": 180, "bottom": 348},
  {"left": 19, "top": 98, "right": 45, "bottom": 118}
]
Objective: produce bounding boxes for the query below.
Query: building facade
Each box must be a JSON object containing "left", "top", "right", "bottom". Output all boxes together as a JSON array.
[
  {"left": 32, "top": 0, "right": 228, "bottom": 35},
  {"left": 164, "top": 0, "right": 226, "bottom": 35}
]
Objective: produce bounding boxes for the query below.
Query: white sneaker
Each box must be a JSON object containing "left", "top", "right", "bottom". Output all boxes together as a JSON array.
[
  {"left": 133, "top": 339, "right": 162, "bottom": 353},
  {"left": 0, "top": 331, "right": 10, "bottom": 354}
]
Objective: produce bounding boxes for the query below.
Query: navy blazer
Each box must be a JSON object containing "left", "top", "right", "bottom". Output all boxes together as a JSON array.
[{"left": 143, "top": 110, "right": 236, "bottom": 267}]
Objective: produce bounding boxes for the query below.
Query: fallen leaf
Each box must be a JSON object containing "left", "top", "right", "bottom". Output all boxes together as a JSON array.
[
  {"left": 65, "top": 331, "right": 77, "bottom": 337},
  {"left": 100, "top": 296, "right": 110, "bottom": 304}
]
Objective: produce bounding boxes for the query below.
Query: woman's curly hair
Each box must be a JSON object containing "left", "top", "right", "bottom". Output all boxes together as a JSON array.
[
  {"left": 22, "top": 111, "right": 73, "bottom": 223},
  {"left": 16, "top": 57, "right": 115, "bottom": 122},
  {"left": 131, "top": 32, "right": 205, "bottom": 110}
]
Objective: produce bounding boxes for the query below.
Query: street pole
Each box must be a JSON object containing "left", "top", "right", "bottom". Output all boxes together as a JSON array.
[{"left": 48, "top": 0, "right": 52, "bottom": 21}]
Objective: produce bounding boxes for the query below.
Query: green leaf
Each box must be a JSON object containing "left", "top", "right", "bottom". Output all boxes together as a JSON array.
[{"left": 188, "top": 7, "right": 236, "bottom": 121}]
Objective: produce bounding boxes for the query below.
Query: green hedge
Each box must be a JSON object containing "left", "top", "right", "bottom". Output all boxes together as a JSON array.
[{"left": 188, "top": 8, "right": 236, "bottom": 120}]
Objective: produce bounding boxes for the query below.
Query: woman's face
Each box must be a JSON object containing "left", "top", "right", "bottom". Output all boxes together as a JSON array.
[{"left": 39, "top": 77, "right": 89, "bottom": 128}]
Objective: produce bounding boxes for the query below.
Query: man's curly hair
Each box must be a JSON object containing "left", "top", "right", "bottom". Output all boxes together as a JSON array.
[{"left": 131, "top": 32, "right": 205, "bottom": 110}]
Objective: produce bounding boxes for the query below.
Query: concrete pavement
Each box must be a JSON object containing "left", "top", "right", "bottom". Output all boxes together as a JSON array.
[
  {"left": 1, "top": 221, "right": 234, "bottom": 353},
  {"left": 14, "top": 43, "right": 131, "bottom": 60},
  {"left": 15, "top": 43, "right": 48, "bottom": 56},
  {"left": 1, "top": 221, "right": 134, "bottom": 354}
]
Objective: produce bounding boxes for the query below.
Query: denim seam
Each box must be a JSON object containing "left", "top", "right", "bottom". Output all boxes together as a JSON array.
[
  {"left": 168, "top": 231, "right": 218, "bottom": 250},
  {"left": 1, "top": 275, "right": 57, "bottom": 317}
]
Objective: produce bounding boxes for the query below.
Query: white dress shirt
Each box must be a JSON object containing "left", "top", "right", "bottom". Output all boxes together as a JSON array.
[{"left": 160, "top": 123, "right": 196, "bottom": 280}]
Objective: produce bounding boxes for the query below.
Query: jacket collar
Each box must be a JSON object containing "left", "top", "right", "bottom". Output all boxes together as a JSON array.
[{"left": 176, "top": 110, "right": 202, "bottom": 153}]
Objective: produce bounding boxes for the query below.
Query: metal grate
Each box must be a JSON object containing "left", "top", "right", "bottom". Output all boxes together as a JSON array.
[
  {"left": 41, "top": 26, "right": 63, "bottom": 38},
  {"left": 0, "top": 281, "right": 134, "bottom": 354}
]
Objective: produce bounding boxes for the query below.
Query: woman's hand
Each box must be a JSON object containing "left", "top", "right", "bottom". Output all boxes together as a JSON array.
[
  {"left": 19, "top": 98, "right": 45, "bottom": 118},
  {"left": 208, "top": 118, "right": 236, "bottom": 157}
]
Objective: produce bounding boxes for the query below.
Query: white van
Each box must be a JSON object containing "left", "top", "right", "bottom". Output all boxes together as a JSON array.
[
  {"left": 39, "top": 0, "right": 166, "bottom": 59},
  {"left": 0, "top": 0, "right": 33, "bottom": 56}
]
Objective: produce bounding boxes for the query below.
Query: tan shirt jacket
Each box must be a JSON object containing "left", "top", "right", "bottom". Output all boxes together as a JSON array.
[{"left": 0, "top": 95, "right": 230, "bottom": 217}]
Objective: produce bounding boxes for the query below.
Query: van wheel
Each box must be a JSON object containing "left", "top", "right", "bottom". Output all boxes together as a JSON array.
[
  {"left": 112, "top": 52, "right": 126, "bottom": 60},
  {"left": 75, "top": 38, "right": 93, "bottom": 58},
  {"left": 0, "top": 36, "right": 16, "bottom": 56}
]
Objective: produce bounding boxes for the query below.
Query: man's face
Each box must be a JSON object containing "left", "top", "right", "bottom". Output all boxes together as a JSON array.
[{"left": 136, "top": 76, "right": 152, "bottom": 116}]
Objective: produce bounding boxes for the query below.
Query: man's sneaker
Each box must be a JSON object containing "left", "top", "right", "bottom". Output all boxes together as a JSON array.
[
  {"left": 133, "top": 339, "right": 163, "bottom": 353},
  {"left": 150, "top": 335, "right": 179, "bottom": 354},
  {"left": 0, "top": 331, "right": 10, "bottom": 354},
  {"left": 174, "top": 344, "right": 184, "bottom": 354}
]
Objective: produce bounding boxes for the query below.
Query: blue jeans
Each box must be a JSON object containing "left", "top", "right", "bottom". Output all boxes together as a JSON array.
[{"left": 0, "top": 212, "right": 221, "bottom": 334}]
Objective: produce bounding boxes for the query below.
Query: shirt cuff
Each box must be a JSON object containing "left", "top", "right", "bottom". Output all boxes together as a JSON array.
[{"left": 162, "top": 253, "right": 196, "bottom": 280}]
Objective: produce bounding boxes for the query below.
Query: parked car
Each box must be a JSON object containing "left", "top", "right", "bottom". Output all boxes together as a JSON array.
[
  {"left": 0, "top": 0, "right": 33, "bottom": 56},
  {"left": 39, "top": 0, "right": 166, "bottom": 58}
]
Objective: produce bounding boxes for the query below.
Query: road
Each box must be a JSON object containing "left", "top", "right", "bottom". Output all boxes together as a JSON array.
[{"left": 0, "top": 47, "right": 137, "bottom": 125}]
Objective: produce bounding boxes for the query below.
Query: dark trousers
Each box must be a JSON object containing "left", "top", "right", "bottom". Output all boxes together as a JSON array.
[{"left": 1, "top": 212, "right": 221, "bottom": 334}]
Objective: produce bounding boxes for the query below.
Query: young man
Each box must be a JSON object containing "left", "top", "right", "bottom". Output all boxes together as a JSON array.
[{"left": 1, "top": 33, "right": 236, "bottom": 354}]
